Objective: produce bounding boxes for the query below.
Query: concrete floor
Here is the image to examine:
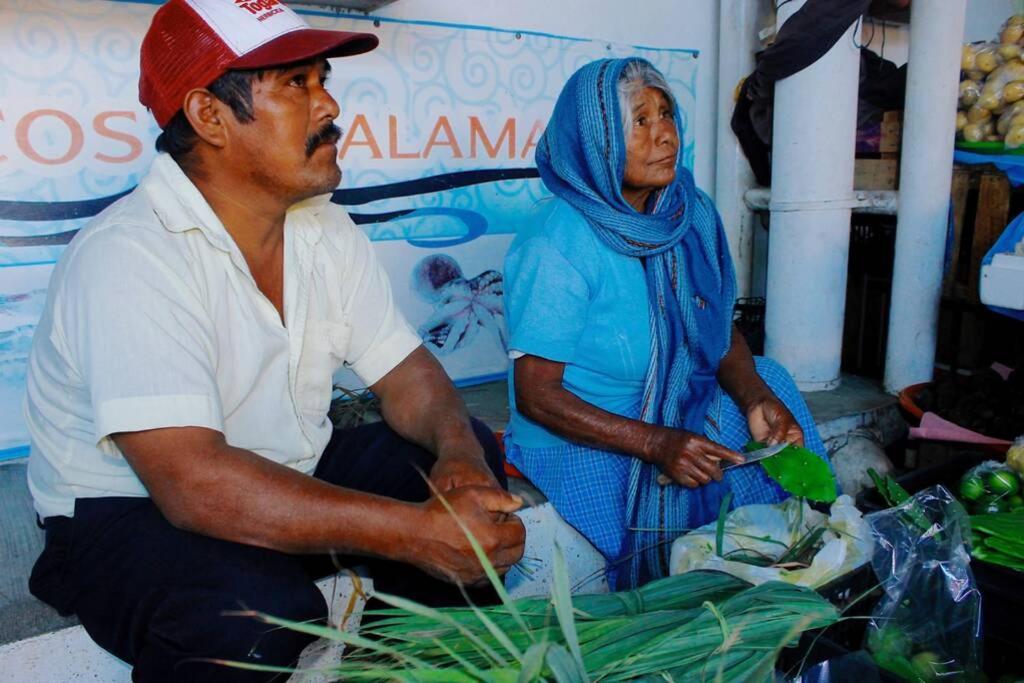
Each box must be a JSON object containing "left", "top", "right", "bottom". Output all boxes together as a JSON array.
[
  {"left": 0, "top": 374, "right": 901, "bottom": 648},
  {"left": 0, "top": 463, "right": 77, "bottom": 645}
]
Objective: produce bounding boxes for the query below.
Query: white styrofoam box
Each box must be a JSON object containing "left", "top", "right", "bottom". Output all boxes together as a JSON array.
[{"left": 980, "top": 252, "right": 1024, "bottom": 310}]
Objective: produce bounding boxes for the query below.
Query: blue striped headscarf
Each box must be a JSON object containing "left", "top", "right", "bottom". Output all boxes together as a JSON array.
[{"left": 534, "top": 58, "right": 737, "bottom": 588}]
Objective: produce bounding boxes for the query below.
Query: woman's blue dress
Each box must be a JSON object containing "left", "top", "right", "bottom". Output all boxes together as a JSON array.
[{"left": 503, "top": 197, "right": 828, "bottom": 584}]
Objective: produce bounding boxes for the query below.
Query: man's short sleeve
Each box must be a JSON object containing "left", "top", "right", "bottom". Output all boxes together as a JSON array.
[
  {"left": 58, "top": 231, "right": 224, "bottom": 443},
  {"left": 503, "top": 236, "right": 590, "bottom": 364},
  {"left": 341, "top": 230, "right": 422, "bottom": 386}
]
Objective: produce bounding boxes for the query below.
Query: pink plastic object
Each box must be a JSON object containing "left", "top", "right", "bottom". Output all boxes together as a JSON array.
[{"left": 908, "top": 411, "right": 1013, "bottom": 447}]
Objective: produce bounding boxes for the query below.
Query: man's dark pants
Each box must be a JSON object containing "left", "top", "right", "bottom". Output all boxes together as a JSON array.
[{"left": 28, "top": 419, "right": 506, "bottom": 682}]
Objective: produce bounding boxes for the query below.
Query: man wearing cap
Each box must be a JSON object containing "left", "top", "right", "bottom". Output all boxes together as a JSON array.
[{"left": 23, "top": 1, "right": 526, "bottom": 679}]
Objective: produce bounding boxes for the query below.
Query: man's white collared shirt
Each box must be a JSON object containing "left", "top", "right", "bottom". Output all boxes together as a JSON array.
[{"left": 25, "top": 154, "right": 422, "bottom": 519}]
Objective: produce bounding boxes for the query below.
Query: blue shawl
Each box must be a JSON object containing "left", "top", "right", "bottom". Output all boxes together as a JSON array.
[{"left": 534, "top": 58, "right": 737, "bottom": 588}]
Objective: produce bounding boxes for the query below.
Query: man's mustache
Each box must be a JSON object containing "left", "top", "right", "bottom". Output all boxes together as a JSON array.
[{"left": 305, "top": 123, "right": 342, "bottom": 157}]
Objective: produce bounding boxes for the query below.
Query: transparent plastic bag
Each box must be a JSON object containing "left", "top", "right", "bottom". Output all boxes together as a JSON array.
[
  {"left": 978, "top": 60, "right": 1024, "bottom": 112},
  {"left": 962, "top": 42, "right": 1004, "bottom": 75},
  {"left": 864, "top": 486, "right": 982, "bottom": 682},
  {"left": 965, "top": 104, "right": 992, "bottom": 124},
  {"left": 995, "top": 98, "right": 1024, "bottom": 134},
  {"left": 1007, "top": 435, "right": 1024, "bottom": 473},
  {"left": 961, "top": 119, "right": 994, "bottom": 142},
  {"left": 1001, "top": 15, "right": 1024, "bottom": 45},
  {"left": 956, "top": 459, "right": 1023, "bottom": 514},
  {"left": 959, "top": 79, "right": 982, "bottom": 108}
]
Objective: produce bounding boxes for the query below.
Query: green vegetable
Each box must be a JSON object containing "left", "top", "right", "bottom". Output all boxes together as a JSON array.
[
  {"left": 776, "top": 526, "right": 828, "bottom": 567},
  {"left": 971, "top": 545, "right": 1024, "bottom": 571},
  {"left": 975, "top": 494, "right": 1006, "bottom": 514},
  {"left": 872, "top": 650, "right": 925, "bottom": 681},
  {"left": 971, "top": 511, "right": 1024, "bottom": 538},
  {"left": 987, "top": 470, "right": 1021, "bottom": 496},
  {"left": 1007, "top": 495, "right": 1024, "bottom": 511},
  {"left": 867, "top": 468, "right": 936, "bottom": 537},
  {"left": 868, "top": 467, "right": 911, "bottom": 507},
  {"left": 983, "top": 535, "right": 1024, "bottom": 560},
  {"left": 911, "top": 651, "right": 946, "bottom": 682},
  {"left": 970, "top": 511, "right": 1024, "bottom": 572},
  {"left": 751, "top": 442, "right": 837, "bottom": 503},
  {"left": 959, "top": 475, "right": 987, "bottom": 502},
  {"left": 715, "top": 491, "right": 733, "bottom": 559},
  {"left": 868, "top": 624, "right": 912, "bottom": 658}
]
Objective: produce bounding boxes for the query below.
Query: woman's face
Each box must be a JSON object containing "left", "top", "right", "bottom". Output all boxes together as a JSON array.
[{"left": 622, "top": 86, "right": 679, "bottom": 211}]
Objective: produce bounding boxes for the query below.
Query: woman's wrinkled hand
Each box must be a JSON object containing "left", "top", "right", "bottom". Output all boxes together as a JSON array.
[
  {"left": 647, "top": 428, "right": 745, "bottom": 488},
  {"left": 745, "top": 393, "right": 804, "bottom": 448}
]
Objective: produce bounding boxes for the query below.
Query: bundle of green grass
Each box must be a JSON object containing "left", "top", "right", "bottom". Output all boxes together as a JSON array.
[{"left": 225, "top": 562, "right": 839, "bottom": 681}]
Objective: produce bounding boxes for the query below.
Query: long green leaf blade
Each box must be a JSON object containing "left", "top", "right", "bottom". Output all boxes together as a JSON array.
[{"left": 551, "top": 543, "right": 586, "bottom": 677}]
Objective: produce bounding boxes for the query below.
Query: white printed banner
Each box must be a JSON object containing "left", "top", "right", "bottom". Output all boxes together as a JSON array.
[{"left": 0, "top": 0, "right": 699, "bottom": 457}]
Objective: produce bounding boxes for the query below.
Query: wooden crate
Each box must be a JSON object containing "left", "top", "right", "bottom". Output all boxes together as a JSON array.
[
  {"left": 945, "top": 165, "right": 1010, "bottom": 303},
  {"left": 879, "top": 110, "right": 902, "bottom": 154},
  {"left": 854, "top": 158, "right": 898, "bottom": 190},
  {"left": 854, "top": 111, "right": 901, "bottom": 190}
]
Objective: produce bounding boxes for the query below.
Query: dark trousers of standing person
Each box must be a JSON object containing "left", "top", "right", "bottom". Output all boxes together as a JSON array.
[{"left": 28, "top": 418, "right": 507, "bottom": 682}]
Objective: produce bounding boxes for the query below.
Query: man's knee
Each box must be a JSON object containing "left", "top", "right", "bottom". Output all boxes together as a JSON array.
[
  {"left": 468, "top": 417, "right": 507, "bottom": 488},
  {"left": 133, "top": 574, "right": 327, "bottom": 681}
]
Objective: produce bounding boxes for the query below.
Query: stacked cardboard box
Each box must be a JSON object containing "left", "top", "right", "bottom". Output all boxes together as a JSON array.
[{"left": 854, "top": 111, "right": 901, "bottom": 191}]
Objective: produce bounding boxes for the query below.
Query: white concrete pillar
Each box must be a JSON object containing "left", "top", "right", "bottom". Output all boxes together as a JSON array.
[
  {"left": 764, "top": 2, "right": 861, "bottom": 390},
  {"left": 714, "top": 0, "right": 761, "bottom": 298},
  {"left": 883, "top": 0, "right": 968, "bottom": 393}
]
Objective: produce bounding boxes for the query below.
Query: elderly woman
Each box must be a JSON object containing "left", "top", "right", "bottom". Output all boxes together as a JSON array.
[{"left": 503, "top": 58, "right": 830, "bottom": 589}]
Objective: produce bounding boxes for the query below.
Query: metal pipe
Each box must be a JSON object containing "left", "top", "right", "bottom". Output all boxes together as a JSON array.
[
  {"left": 764, "top": 1, "right": 861, "bottom": 391},
  {"left": 883, "top": 0, "right": 967, "bottom": 394},
  {"left": 745, "top": 187, "right": 899, "bottom": 215}
]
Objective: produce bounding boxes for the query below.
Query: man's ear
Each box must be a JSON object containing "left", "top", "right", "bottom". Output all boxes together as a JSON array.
[{"left": 182, "top": 88, "right": 229, "bottom": 150}]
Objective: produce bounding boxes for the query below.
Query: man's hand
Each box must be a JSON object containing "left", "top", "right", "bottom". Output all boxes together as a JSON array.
[
  {"left": 745, "top": 393, "right": 804, "bottom": 448},
  {"left": 411, "top": 486, "right": 526, "bottom": 585},
  {"left": 430, "top": 452, "right": 500, "bottom": 493},
  {"left": 647, "top": 428, "right": 745, "bottom": 488}
]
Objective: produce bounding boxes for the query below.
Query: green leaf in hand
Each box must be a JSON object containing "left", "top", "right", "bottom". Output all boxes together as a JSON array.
[{"left": 750, "top": 442, "right": 837, "bottom": 503}]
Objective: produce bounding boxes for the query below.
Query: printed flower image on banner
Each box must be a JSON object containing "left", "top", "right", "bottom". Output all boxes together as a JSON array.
[{"left": 412, "top": 254, "right": 506, "bottom": 355}]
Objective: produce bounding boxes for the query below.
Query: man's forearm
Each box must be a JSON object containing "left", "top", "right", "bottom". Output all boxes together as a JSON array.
[
  {"left": 191, "top": 445, "right": 424, "bottom": 555},
  {"left": 115, "top": 428, "right": 426, "bottom": 560},
  {"left": 375, "top": 346, "right": 485, "bottom": 463}
]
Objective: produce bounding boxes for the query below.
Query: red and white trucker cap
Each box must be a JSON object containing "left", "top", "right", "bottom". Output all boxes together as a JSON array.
[{"left": 140, "top": 0, "right": 378, "bottom": 128}]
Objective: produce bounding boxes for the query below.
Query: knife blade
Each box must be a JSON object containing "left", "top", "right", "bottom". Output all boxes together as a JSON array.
[
  {"left": 655, "top": 441, "right": 789, "bottom": 485},
  {"left": 721, "top": 442, "right": 788, "bottom": 470}
]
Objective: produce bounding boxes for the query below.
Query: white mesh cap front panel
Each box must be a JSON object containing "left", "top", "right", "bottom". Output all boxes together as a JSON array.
[{"left": 184, "top": 0, "right": 308, "bottom": 56}]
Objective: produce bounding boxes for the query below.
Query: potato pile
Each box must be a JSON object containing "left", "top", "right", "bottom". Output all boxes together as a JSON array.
[{"left": 958, "top": 15, "right": 1024, "bottom": 148}]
